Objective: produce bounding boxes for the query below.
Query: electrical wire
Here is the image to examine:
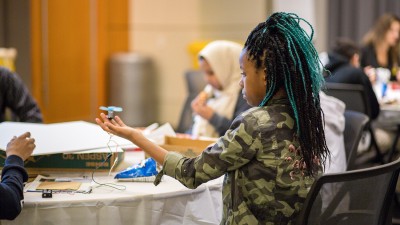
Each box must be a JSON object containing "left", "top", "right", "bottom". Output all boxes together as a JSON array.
[{"left": 90, "top": 134, "right": 126, "bottom": 191}]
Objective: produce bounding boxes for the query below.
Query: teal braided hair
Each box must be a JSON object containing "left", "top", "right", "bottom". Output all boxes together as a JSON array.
[{"left": 244, "top": 12, "right": 329, "bottom": 175}]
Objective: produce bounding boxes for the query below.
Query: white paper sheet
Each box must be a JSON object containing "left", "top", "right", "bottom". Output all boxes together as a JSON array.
[
  {"left": 144, "top": 123, "right": 176, "bottom": 144},
  {"left": 0, "top": 121, "right": 133, "bottom": 156}
]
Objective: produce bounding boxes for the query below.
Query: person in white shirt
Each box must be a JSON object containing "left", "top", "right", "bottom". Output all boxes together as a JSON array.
[
  {"left": 320, "top": 92, "right": 346, "bottom": 210},
  {"left": 320, "top": 91, "right": 347, "bottom": 174}
]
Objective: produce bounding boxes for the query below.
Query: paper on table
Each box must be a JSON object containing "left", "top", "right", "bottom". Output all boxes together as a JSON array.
[
  {"left": 0, "top": 121, "right": 133, "bottom": 156},
  {"left": 144, "top": 123, "right": 176, "bottom": 144},
  {"left": 1, "top": 121, "right": 176, "bottom": 156}
]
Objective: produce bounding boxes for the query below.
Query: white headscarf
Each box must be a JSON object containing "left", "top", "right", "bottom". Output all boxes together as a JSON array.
[{"left": 192, "top": 40, "right": 243, "bottom": 138}]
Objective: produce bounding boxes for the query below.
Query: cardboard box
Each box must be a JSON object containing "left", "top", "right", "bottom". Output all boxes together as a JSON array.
[
  {"left": 0, "top": 151, "right": 125, "bottom": 173},
  {"left": 160, "top": 136, "right": 217, "bottom": 158}
]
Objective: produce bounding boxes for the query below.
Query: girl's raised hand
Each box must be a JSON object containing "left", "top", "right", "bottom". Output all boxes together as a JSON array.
[{"left": 95, "top": 113, "right": 141, "bottom": 141}]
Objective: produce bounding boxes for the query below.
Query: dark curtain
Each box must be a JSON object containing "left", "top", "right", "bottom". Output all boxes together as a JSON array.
[
  {"left": 0, "top": 0, "right": 31, "bottom": 88},
  {"left": 328, "top": 0, "right": 400, "bottom": 49},
  {"left": 0, "top": 1, "right": 6, "bottom": 46}
]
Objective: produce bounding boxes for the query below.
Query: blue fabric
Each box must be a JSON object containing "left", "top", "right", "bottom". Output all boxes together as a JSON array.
[{"left": 115, "top": 158, "right": 158, "bottom": 179}]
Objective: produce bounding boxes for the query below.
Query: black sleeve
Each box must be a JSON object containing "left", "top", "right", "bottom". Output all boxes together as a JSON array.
[
  {"left": 360, "top": 45, "right": 378, "bottom": 68},
  {"left": 0, "top": 68, "right": 43, "bottom": 123},
  {"left": 359, "top": 72, "right": 380, "bottom": 120},
  {"left": 209, "top": 93, "right": 251, "bottom": 136},
  {"left": 0, "top": 155, "right": 28, "bottom": 220},
  {"left": 208, "top": 111, "right": 231, "bottom": 137}
]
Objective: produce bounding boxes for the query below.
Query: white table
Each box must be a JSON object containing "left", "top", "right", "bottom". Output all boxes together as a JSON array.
[
  {"left": 0, "top": 151, "right": 223, "bottom": 225},
  {"left": 375, "top": 83, "right": 400, "bottom": 162},
  {"left": 376, "top": 104, "right": 400, "bottom": 162}
]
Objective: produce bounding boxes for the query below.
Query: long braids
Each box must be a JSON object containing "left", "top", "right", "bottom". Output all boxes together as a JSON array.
[{"left": 244, "top": 12, "right": 329, "bottom": 176}]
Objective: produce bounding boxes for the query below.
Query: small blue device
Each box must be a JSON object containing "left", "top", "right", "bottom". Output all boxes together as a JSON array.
[{"left": 99, "top": 106, "right": 123, "bottom": 119}]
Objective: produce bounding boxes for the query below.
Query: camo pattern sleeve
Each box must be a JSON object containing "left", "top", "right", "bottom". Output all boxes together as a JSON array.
[{"left": 155, "top": 98, "right": 319, "bottom": 225}]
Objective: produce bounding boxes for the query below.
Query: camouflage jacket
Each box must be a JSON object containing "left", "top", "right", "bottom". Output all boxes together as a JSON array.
[{"left": 155, "top": 98, "right": 318, "bottom": 225}]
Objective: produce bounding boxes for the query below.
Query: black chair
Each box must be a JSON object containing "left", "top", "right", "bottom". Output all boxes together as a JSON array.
[
  {"left": 324, "top": 82, "right": 384, "bottom": 164},
  {"left": 176, "top": 70, "right": 206, "bottom": 133},
  {"left": 296, "top": 156, "right": 400, "bottom": 225},
  {"left": 324, "top": 83, "right": 370, "bottom": 115},
  {"left": 343, "top": 110, "right": 369, "bottom": 170}
]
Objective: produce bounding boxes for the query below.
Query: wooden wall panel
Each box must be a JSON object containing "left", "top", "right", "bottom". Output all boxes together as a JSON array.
[{"left": 30, "top": 0, "right": 129, "bottom": 123}]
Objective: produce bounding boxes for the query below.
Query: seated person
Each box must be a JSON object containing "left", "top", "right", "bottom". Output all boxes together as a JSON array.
[
  {"left": 96, "top": 12, "right": 330, "bottom": 224},
  {"left": 0, "top": 66, "right": 43, "bottom": 122},
  {"left": 324, "top": 38, "right": 380, "bottom": 120},
  {"left": 1, "top": 132, "right": 36, "bottom": 220},
  {"left": 319, "top": 92, "right": 346, "bottom": 211},
  {"left": 360, "top": 13, "right": 400, "bottom": 82},
  {"left": 320, "top": 92, "right": 346, "bottom": 174},
  {"left": 189, "top": 40, "right": 251, "bottom": 138}
]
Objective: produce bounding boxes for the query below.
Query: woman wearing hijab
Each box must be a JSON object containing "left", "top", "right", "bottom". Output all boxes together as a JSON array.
[{"left": 190, "top": 40, "right": 251, "bottom": 138}]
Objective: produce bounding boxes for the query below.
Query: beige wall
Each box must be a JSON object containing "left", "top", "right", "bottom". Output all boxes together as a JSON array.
[
  {"left": 129, "top": 0, "right": 268, "bottom": 128},
  {"left": 128, "top": 1, "right": 328, "bottom": 128},
  {"left": 272, "top": 0, "right": 328, "bottom": 52}
]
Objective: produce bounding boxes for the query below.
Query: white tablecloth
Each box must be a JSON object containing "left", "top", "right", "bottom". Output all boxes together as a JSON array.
[{"left": 0, "top": 152, "right": 223, "bottom": 225}]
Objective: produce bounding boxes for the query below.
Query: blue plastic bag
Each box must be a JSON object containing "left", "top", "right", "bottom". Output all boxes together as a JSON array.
[{"left": 114, "top": 157, "right": 158, "bottom": 179}]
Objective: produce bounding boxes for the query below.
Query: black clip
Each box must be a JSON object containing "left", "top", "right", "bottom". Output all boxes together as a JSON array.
[{"left": 42, "top": 189, "right": 52, "bottom": 198}]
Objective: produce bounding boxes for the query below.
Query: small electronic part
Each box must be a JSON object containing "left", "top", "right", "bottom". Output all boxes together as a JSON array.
[
  {"left": 99, "top": 106, "right": 123, "bottom": 119},
  {"left": 42, "top": 189, "right": 52, "bottom": 198}
]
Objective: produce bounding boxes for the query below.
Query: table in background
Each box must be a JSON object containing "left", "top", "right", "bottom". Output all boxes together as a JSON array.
[
  {"left": 0, "top": 151, "right": 223, "bottom": 225},
  {"left": 376, "top": 104, "right": 400, "bottom": 162},
  {"left": 375, "top": 82, "right": 400, "bottom": 162}
]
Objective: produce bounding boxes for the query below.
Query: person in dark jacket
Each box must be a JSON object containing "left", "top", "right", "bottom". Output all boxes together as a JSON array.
[
  {"left": 0, "top": 66, "right": 43, "bottom": 123},
  {"left": 360, "top": 13, "right": 400, "bottom": 82},
  {"left": 0, "top": 132, "right": 36, "bottom": 220},
  {"left": 325, "top": 38, "right": 380, "bottom": 120}
]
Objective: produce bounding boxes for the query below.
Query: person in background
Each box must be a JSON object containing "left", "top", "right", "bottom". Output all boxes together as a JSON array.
[
  {"left": 190, "top": 40, "right": 250, "bottom": 138},
  {"left": 0, "top": 66, "right": 43, "bottom": 123},
  {"left": 325, "top": 39, "right": 384, "bottom": 158},
  {"left": 360, "top": 13, "right": 400, "bottom": 82},
  {"left": 325, "top": 38, "right": 380, "bottom": 120},
  {"left": 0, "top": 132, "right": 36, "bottom": 220},
  {"left": 319, "top": 92, "right": 346, "bottom": 212},
  {"left": 96, "top": 12, "right": 330, "bottom": 224},
  {"left": 320, "top": 91, "right": 346, "bottom": 174}
]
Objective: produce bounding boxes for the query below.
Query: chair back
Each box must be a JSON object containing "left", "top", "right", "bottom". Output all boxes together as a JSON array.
[
  {"left": 324, "top": 82, "right": 371, "bottom": 118},
  {"left": 296, "top": 156, "right": 400, "bottom": 225},
  {"left": 176, "top": 70, "right": 206, "bottom": 133},
  {"left": 324, "top": 82, "right": 385, "bottom": 164},
  {"left": 343, "top": 110, "right": 369, "bottom": 170}
]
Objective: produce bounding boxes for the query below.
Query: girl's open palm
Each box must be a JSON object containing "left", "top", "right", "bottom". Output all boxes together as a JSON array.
[{"left": 95, "top": 113, "right": 141, "bottom": 141}]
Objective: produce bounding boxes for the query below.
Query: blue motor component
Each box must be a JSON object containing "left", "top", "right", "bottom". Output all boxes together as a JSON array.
[
  {"left": 99, "top": 106, "right": 123, "bottom": 119},
  {"left": 114, "top": 158, "right": 158, "bottom": 179}
]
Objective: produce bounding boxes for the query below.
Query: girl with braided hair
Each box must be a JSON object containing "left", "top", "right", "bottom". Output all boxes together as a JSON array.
[
  {"left": 96, "top": 12, "right": 329, "bottom": 224},
  {"left": 242, "top": 12, "right": 329, "bottom": 176}
]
